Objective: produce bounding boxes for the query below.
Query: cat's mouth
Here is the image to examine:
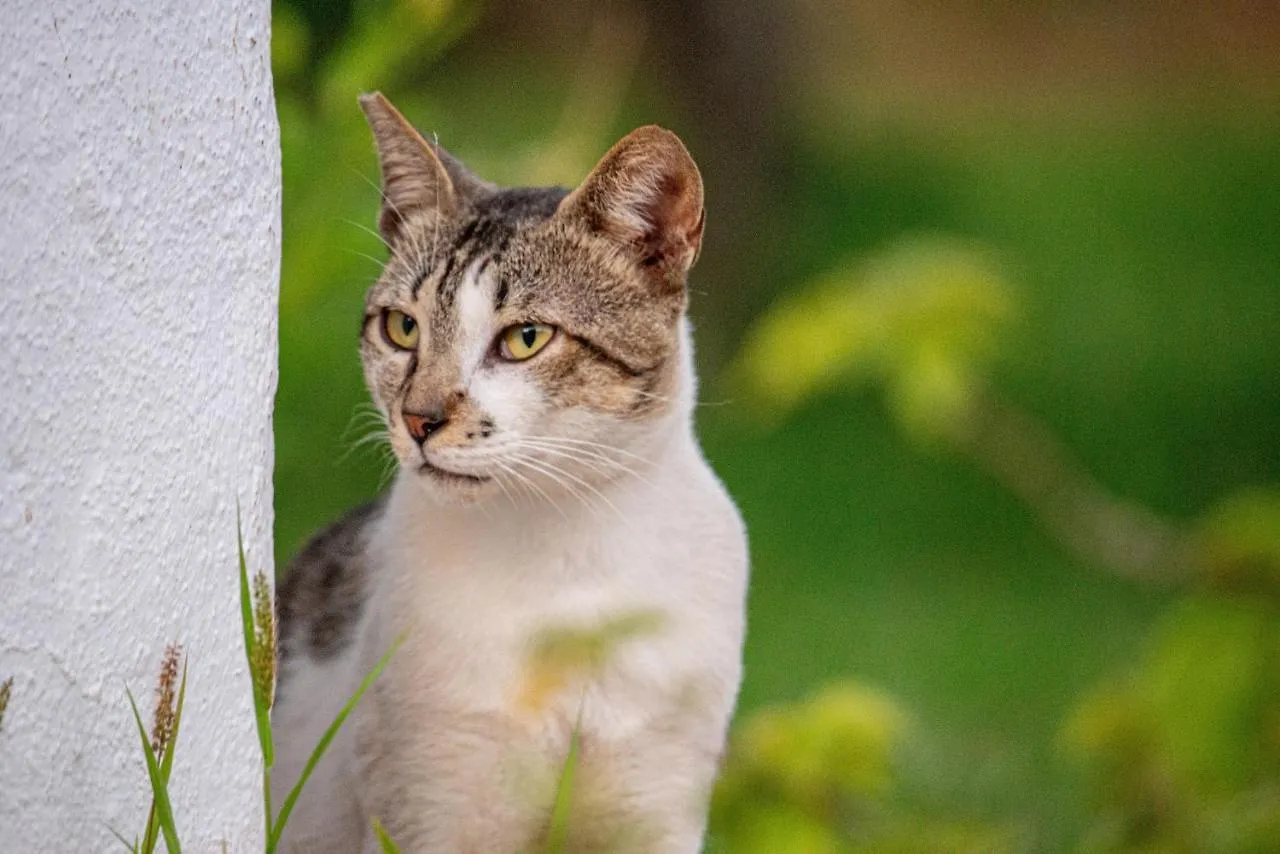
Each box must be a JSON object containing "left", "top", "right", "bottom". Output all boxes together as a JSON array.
[{"left": 418, "top": 458, "right": 491, "bottom": 485}]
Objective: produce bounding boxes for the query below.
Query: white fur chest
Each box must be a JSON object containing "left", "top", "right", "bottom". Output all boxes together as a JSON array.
[{"left": 364, "top": 441, "right": 747, "bottom": 744}]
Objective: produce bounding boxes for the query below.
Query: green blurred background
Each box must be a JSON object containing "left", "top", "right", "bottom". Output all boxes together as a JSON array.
[{"left": 271, "top": 1, "right": 1280, "bottom": 850}]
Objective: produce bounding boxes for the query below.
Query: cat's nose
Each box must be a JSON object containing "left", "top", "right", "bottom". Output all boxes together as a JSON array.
[{"left": 403, "top": 409, "right": 448, "bottom": 444}]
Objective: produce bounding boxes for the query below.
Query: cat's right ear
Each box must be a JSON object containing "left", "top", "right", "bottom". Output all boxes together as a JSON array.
[
  {"left": 359, "top": 92, "right": 457, "bottom": 243},
  {"left": 557, "top": 125, "right": 705, "bottom": 293}
]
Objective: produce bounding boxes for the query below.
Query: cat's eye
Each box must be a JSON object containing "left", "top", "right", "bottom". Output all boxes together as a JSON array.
[
  {"left": 383, "top": 309, "right": 419, "bottom": 350},
  {"left": 499, "top": 323, "right": 555, "bottom": 361}
]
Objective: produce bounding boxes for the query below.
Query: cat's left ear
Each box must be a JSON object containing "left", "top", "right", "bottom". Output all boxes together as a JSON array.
[
  {"left": 558, "top": 126, "right": 705, "bottom": 291},
  {"left": 359, "top": 92, "right": 494, "bottom": 243}
]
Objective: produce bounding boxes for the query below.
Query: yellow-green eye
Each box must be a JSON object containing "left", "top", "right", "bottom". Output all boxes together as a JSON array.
[
  {"left": 383, "top": 309, "right": 419, "bottom": 350},
  {"left": 500, "top": 323, "right": 555, "bottom": 361}
]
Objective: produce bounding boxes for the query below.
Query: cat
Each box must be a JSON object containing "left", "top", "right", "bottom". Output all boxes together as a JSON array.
[{"left": 270, "top": 91, "right": 748, "bottom": 854}]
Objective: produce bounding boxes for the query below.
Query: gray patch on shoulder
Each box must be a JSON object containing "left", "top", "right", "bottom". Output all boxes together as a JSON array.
[{"left": 276, "top": 497, "right": 385, "bottom": 682}]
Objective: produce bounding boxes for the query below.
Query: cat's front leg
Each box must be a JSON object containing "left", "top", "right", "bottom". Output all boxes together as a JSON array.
[
  {"left": 354, "top": 697, "right": 548, "bottom": 853},
  {"left": 555, "top": 724, "right": 723, "bottom": 854}
]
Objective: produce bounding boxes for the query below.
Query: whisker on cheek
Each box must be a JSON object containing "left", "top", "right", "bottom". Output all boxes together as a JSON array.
[
  {"left": 504, "top": 438, "right": 657, "bottom": 490},
  {"left": 507, "top": 454, "right": 603, "bottom": 520},
  {"left": 500, "top": 458, "right": 568, "bottom": 520},
  {"left": 513, "top": 434, "right": 658, "bottom": 469}
]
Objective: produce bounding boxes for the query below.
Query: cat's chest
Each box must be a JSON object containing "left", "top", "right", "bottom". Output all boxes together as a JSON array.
[{"left": 375, "top": 521, "right": 685, "bottom": 722}]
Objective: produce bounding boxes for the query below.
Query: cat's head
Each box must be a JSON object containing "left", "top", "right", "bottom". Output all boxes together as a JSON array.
[{"left": 357, "top": 93, "right": 705, "bottom": 503}]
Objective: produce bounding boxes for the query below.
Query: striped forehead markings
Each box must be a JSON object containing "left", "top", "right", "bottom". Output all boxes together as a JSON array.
[{"left": 436, "top": 216, "right": 513, "bottom": 316}]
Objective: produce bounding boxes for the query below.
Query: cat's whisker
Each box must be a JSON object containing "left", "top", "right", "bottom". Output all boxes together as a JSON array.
[
  {"left": 342, "top": 402, "right": 388, "bottom": 426},
  {"left": 509, "top": 441, "right": 619, "bottom": 480},
  {"left": 506, "top": 438, "right": 657, "bottom": 490},
  {"left": 341, "top": 217, "right": 424, "bottom": 283},
  {"left": 343, "top": 247, "right": 390, "bottom": 272},
  {"left": 501, "top": 458, "right": 569, "bottom": 520},
  {"left": 346, "top": 429, "right": 391, "bottom": 451},
  {"left": 336, "top": 428, "right": 391, "bottom": 469},
  {"left": 342, "top": 413, "right": 389, "bottom": 435},
  {"left": 507, "top": 453, "right": 603, "bottom": 520},
  {"left": 505, "top": 436, "right": 629, "bottom": 471},
  {"left": 513, "top": 452, "right": 635, "bottom": 529},
  {"left": 427, "top": 132, "right": 445, "bottom": 279},
  {"left": 516, "top": 435, "right": 657, "bottom": 469},
  {"left": 350, "top": 167, "right": 437, "bottom": 283},
  {"left": 375, "top": 444, "right": 401, "bottom": 491},
  {"left": 488, "top": 462, "right": 521, "bottom": 512},
  {"left": 341, "top": 218, "right": 432, "bottom": 298},
  {"left": 338, "top": 404, "right": 392, "bottom": 467}
]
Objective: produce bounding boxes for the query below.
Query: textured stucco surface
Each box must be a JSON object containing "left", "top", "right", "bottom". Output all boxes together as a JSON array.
[{"left": 0, "top": 1, "right": 278, "bottom": 849}]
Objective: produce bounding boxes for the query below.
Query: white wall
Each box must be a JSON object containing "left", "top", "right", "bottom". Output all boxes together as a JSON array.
[{"left": 0, "top": 1, "right": 278, "bottom": 849}]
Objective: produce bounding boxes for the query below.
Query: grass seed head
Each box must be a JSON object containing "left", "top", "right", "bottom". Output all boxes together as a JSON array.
[
  {"left": 251, "top": 569, "right": 276, "bottom": 710},
  {"left": 0, "top": 676, "right": 13, "bottom": 731},
  {"left": 151, "top": 644, "right": 183, "bottom": 757}
]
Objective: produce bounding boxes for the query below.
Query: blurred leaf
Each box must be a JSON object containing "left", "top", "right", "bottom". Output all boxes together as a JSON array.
[
  {"left": 545, "top": 720, "right": 581, "bottom": 854},
  {"left": 712, "top": 681, "right": 907, "bottom": 843},
  {"left": 733, "top": 236, "right": 1014, "bottom": 438},
  {"left": 1196, "top": 488, "right": 1280, "bottom": 591},
  {"left": 1062, "top": 681, "right": 1150, "bottom": 766},
  {"left": 856, "top": 821, "right": 1020, "bottom": 854},
  {"left": 716, "top": 802, "right": 847, "bottom": 854},
  {"left": 271, "top": 3, "right": 311, "bottom": 83},
  {"left": 1143, "top": 596, "right": 1275, "bottom": 793},
  {"left": 518, "top": 610, "right": 666, "bottom": 714},
  {"left": 372, "top": 818, "right": 403, "bottom": 853}
]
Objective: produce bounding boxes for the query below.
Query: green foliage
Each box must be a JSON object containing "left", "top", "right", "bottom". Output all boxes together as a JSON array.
[
  {"left": 238, "top": 518, "right": 276, "bottom": 844},
  {"left": 733, "top": 236, "right": 1013, "bottom": 439},
  {"left": 519, "top": 610, "right": 667, "bottom": 713},
  {"left": 127, "top": 685, "right": 183, "bottom": 854},
  {"left": 545, "top": 721, "right": 582, "bottom": 854},
  {"left": 372, "top": 818, "right": 404, "bottom": 853},
  {"left": 122, "top": 527, "right": 399, "bottom": 852},
  {"left": 1196, "top": 489, "right": 1280, "bottom": 593},
  {"left": 1063, "top": 494, "right": 1280, "bottom": 853},
  {"left": 710, "top": 683, "right": 1015, "bottom": 852}
]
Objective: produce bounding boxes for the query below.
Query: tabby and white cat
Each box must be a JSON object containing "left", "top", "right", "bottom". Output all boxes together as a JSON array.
[{"left": 271, "top": 92, "right": 748, "bottom": 853}]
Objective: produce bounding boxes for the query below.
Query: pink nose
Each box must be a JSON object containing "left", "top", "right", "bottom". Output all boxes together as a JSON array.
[{"left": 403, "top": 410, "right": 447, "bottom": 444}]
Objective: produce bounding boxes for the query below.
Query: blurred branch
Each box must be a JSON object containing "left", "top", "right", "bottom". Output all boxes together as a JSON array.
[
  {"left": 736, "top": 237, "right": 1201, "bottom": 587},
  {"left": 948, "top": 385, "right": 1196, "bottom": 586}
]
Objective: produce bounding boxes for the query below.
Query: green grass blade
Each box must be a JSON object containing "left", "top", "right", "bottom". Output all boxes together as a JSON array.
[
  {"left": 127, "top": 689, "right": 182, "bottom": 854},
  {"left": 237, "top": 511, "right": 277, "bottom": 843},
  {"left": 143, "top": 659, "right": 188, "bottom": 853},
  {"left": 142, "top": 794, "right": 159, "bottom": 854},
  {"left": 106, "top": 825, "right": 139, "bottom": 853},
  {"left": 268, "top": 634, "right": 404, "bottom": 852},
  {"left": 237, "top": 514, "right": 274, "bottom": 768},
  {"left": 159, "top": 661, "right": 187, "bottom": 783},
  {"left": 372, "top": 818, "right": 403, "bottom": 853},
  {"left": 142, "top": 799, "right": 158, "bottom": 854},
  {"left": 545, "top": 722, "right": 582, "bottom": 854}
]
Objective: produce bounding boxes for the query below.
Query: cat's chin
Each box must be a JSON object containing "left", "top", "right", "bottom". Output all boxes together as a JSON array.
[{"left": 410, "top": 459, "right": 494, "bottom": 503}]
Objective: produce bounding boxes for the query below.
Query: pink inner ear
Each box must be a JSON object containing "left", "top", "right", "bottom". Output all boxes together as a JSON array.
[{"left": 628, "top": 168, "right": 705, "bottom": 275}]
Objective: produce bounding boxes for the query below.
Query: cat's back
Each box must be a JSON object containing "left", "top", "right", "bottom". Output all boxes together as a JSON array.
[{"left": 276, "top": 496, "right": 385, "bottom": 682}]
